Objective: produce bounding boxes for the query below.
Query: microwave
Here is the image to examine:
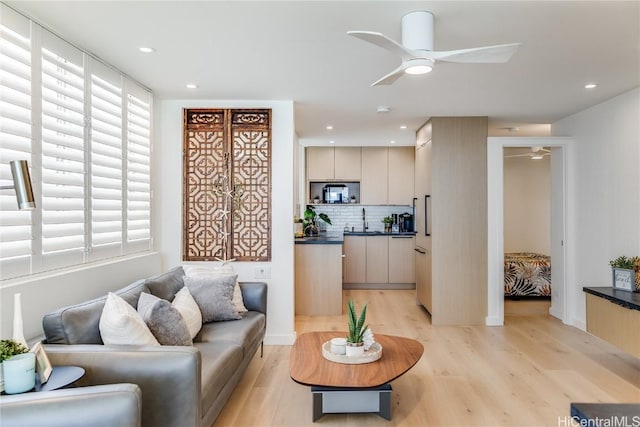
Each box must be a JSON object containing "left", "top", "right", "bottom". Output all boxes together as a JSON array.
[{"left": 323, "top": 185, "right": 348, "bottom": 204}]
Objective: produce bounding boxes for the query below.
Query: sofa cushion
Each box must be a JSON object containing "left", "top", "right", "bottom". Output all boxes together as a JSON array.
[
  {"left": 195, "top": 341, "right": 243, "bottom": 413},
  {"left": 43, "top": 279, "right": 150, "bottom": 345},
  {"left": 183, "top": 264, "right": 248, "bottom": 313},
  {"left": 184, "top": 275, "right": 241, "bottom": 322},
  {"left": 100, "top": 293, "right": 160, "bottom": 346},
  {"left": 172, "top": 287, "right": 202, "bottom": 339},
  {"left": 137, "top": 293, "right": 192, "bottom": 346},
  {"left": 144, "top": 267, "right": 185, "bottom": 301},
  {"left": 195, "top": 312, "right": 265, "bottom": 357}
]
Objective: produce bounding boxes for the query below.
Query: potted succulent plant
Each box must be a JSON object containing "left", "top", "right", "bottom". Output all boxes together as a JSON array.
[
  {"left": 609, "top": 256, "right": 640, "bottom": 292},
  {"left": 346, "top": 299, "right": 368, "bottom": 357},
  {"left": 303, "top": 205, "right": 331, "bottom": 236},
  {"left": 0, "top": 339, "right": 29, "bottom": 393},
  {"left": 382, "top": 216, "right": 394, "bottom": 232}
]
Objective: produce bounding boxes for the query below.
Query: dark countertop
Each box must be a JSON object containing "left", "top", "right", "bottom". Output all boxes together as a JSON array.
[
  {"left": 343, "top": 231, "right": 417, "bottom": 237},
  {"left": 583, "top": 286, "right": 640, "bottom": 311},
  {"left": 294, "top": 236, "right": 344, "bottom": 245},
  {"left": 571, "top": 403, "right": 640, "bottom": 423}
]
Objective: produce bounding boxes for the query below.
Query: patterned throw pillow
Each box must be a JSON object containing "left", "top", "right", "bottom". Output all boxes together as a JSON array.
[
  {"left": 183, "top": 263, "right": 248, "bottom": 313},
  {"left": 137, "top": 292, "right": 192, "bottom": 346},
  {"left": 99, "top": 292, "right": 159, "bottom": 346},
  {"left": 172, "top": 287, "right": 203, "bottom": 339},
  {"left": 184, "top": 274, "right": 241, "bottom": 322}
]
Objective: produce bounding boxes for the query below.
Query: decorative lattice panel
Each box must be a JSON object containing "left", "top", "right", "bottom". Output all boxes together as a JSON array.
[{"left": 183, "top": 109, "right": 271, "bottom": 261}]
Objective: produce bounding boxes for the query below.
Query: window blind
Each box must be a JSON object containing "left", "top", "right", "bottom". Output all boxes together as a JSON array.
[{"left": 0, "top": 16, "right": 33, "bottom": 278}]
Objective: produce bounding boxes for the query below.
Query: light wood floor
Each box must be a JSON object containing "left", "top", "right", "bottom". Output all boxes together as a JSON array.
[{"left": 213, "top": 289, "right": 640, "bottom": 427}]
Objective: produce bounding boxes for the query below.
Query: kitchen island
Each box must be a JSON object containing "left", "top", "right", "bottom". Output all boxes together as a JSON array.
[{"left": 295, "top": 235, "right": 344, "bottom": 315}]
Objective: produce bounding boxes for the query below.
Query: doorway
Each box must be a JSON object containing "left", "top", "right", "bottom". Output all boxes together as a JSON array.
[{"left": 486, "top": 137, "right": 574, "bottom": 326}]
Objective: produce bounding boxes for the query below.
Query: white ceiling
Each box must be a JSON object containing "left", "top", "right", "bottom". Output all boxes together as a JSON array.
[{"left": 6, "top": 1, "right": 639, "bottom": 146}]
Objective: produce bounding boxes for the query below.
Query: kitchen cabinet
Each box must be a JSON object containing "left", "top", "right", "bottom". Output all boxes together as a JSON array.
[
  {"left": 365, "top": 235, "right": 388, "bottom": 283},
  {"left": 306, "top": 147, "right": 361, "bottom": 181},
  {"left": 360, "top": 147, "right": 388, "bottom": 205},
  {"left": 414, "top": 117, "right": 488, "bottom": 325},
  {"left": 388, "top": 147, "right": 415, "bottom": 205},
  {"left": 343, "top": 236, "right": 366, "bottom": 283},
  {"left": 295, "top": 243, "right": 342, "bottom": 315},
  {"left": 389, "top": 235, "right": 415, "bottom": 283}
]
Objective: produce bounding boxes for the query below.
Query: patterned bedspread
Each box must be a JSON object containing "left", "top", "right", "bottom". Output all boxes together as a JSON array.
[{"left": 504, "top": 252, "right": 551, "bottom": 297}]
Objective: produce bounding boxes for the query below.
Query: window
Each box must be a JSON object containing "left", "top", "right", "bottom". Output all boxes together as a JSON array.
[{"left": 0, "top": 5, "right": 152, "bottom": 280}]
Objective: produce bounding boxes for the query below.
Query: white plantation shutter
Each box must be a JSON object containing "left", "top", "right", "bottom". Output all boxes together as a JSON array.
[
  {"left": 40, "top": 34, "right": 86, "bottom": 268},
  {"left": 125, "top": 86, "right": 151, "bottom": 252},
  {"left": 90, "top": 64, "right": 123, "bottom": 260},
  {"left": 0, "top": 4, "right": 153, "bottom": 280},
  {"left": 0, "top": 10, "right": 33, "bottom": 278}
]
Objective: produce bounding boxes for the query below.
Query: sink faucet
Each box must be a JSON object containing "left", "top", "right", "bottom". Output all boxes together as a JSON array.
[{"left": 362, "top": 208, "right": 368, "bottom": 232}]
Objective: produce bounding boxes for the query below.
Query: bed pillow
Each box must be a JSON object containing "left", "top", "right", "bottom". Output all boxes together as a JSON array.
[
  {"left": 184, "top": 274, "right": 241, "bottom": 322},
  {"left": 137, "top": 292, "right": 192, "bottom": 346},
  {"left": 172, "top": 287, "right": 202, "bottom": 339},
  {"left": 183, "top": 263, "right": 248, "bottom": 313},
  {"left": 99, "top": 292, "right": 159, "bottom": 346}
]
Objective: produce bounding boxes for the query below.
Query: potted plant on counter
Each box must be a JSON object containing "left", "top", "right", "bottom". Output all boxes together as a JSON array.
[
  {"left": 382, "top": 216, "right": 394, "bottom": 233},
  {"left": 303, "top": 205, "right": 331, "bottom": 237},
  {"left": 609, "top": 256, "right": 640, "bottom": 292}
]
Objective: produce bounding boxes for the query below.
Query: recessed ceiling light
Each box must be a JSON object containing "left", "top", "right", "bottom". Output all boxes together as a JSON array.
[
  {"left": 584, "top": 83, "right": 598, "bottom": 89},
  {"left": 326, "top": 125, "right": 333, "bottom": 130},
  {"left": 390, "top": 140, "right": 396, "bottom": 144},
  {"left": 186, "top": 84, "right": 198, "bottom": 89},
  {"left": 329, "top": 140, "right": 335, "bottom": 144},
  {"left": 138, "top": 47, "right": 155, "bottom": 54},
  {"left": 376, "top": 106, "right": 390, "bottom": 113},
  {"left": 400, "top": 125, "right": 407, "bottom": 130}
]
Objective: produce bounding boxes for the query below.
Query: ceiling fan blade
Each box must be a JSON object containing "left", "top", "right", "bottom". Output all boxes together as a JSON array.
[
  {"left": 504, "top": 153, "right": 531, "bottom": 158},
  {"left": 370, "top": 65, "right": 405, "bottom": 87},
  {"left": 428, "top": 43, "right": 521, "bottom": 63},
  {"left": 347, "top": 31, "right": 416, "bottom": 61}
]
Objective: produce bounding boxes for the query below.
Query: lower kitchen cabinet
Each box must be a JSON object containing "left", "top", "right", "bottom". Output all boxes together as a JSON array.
[
  {"left": 366, "top": 236, "right": 389, "bottom": 283},
  {"left": 389, "top": 236, "right": 415, "bottom": 283},
  {"left": 295, "top": 243, "right": 343, "bottom": 315},
  {"left": 343, "top": 236, "right": 366, "bottom": 283},
  {"left": 343, "top": 235, "right": 415, "bottom": 286}
]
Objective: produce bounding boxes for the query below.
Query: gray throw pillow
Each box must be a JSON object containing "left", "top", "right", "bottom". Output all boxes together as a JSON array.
[
  {"left": 137, "top": 292, "right": 192, "bottom": 346},
  {"left": 183, "top": 274, "right": 241, "bottom": 322}
]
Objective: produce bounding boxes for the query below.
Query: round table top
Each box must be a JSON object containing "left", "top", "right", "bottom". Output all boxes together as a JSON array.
[
  {"left": 34, "top": 365, "right": 85, "bottom": 392},
  {"left": 289, "top": 331, "right": 423, "bottom": 388}
]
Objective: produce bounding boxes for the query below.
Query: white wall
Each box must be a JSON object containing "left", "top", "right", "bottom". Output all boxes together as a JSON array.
[
  {"left": 552, "top": 88, "right": 640, "bottom": 326},
  {"left": 503, "top": 151, "right": 551, "bottom": 254},
  {"left": 1, "top": 252, "right": 161, "bottom": 340},
  {"left": 156, "top": 100, "right": 296, "bottom": 345}
]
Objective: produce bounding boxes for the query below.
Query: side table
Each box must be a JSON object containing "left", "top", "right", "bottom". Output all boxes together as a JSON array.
[{"left": 34, "top": 365, "right": 84, "bottom": 392}]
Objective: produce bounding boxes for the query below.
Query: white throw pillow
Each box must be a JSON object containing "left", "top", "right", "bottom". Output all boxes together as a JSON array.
[
  {"left": 183, "top": 263, "right": 248, "bottom": 313},
  {"left": 99, "top": 292, "right": 159, "bottom": 346},
  {"left": 172, "top": 287, "right": 203, "bottom": 339}
]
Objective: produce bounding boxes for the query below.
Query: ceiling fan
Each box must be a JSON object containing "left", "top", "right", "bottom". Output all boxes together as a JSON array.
[
  {"left": 347, "top": 11, "right": 521, "bottom": 87},
  {"left": 504, "top": 147, "right": 551, "bottom": 160}
]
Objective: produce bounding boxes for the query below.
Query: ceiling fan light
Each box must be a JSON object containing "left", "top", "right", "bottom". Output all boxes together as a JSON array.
[
  {"left": 405, "top": 64, "right": 433, "bottom": 75},
  {"left": 531, "top": 154, "right": 544, "bottom": 160}
]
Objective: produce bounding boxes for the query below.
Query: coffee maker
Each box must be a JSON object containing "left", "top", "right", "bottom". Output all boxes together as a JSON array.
[{"left": 399, "top": 213, "right": 414, "bottom": 232}]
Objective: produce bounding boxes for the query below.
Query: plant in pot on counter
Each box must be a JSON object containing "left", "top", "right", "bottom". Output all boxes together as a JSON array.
[
  {"left": 302, "top": 205, "right": 331, "bottom": 237},
  {"left": 609, "top": 255, "right": 640, "bottom": 292},
  {"left": 382, "top": 216, "right": 394, "bottom": 232}
]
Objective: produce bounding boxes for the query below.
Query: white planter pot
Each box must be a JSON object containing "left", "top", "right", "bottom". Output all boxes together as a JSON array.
[
  {"left": 3, "top": 353, "right": 36, "bottom": 394},
  {"left": 345, "top": 342, "right": 364, "bottom": 357},
  {"left": 0, "top": 362, "right": 4, "bottom": 393}
]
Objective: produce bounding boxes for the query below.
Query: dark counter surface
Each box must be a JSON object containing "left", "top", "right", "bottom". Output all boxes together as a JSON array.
[
  {"left": 343, "top": 231, "right": 417, "bottom": 237},
  {"left": 294, "top": 236, "right": 344, "bottom": 245},
  {"left": 583, "top": 286, "right": 640, "bottom": 311},
  {"left": 571, "top": 403, "right": 640, "bottom": 423}
]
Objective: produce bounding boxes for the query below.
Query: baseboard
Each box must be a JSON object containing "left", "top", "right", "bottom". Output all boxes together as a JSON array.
[
  {"left": 549, "top": 305, "right": 563, "bottom": 320},
  {"left": 343, "top": 283, "right": 416, "bottom": 290},
  {"left": 485, "top": 316, "right": 503, "bottom": 326}
]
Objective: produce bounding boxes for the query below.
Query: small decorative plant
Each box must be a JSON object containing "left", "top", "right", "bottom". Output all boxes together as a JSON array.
[
  {"left": 0, "top": 339, "right": 28, "bottom": 363},
  {"left": 609, "top": 255, "right": 640, "bottom": 292},
  {"left": 303, "top": 205, "right": 331, "bottom": 236},
  {"left": 382, "top": 216, "right": 394, "bottom": 232},
  {"left": 346, "top": 299, "right": 368, "bottom": 345}
]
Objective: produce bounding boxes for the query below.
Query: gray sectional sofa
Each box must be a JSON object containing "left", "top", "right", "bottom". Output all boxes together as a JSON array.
[{"left": 39, "top": 266, "right": 267, "bottom": 427}]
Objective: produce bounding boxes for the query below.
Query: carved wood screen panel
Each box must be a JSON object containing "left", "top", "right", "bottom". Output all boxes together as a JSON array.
[{"left": 183, "top": 109, "right": 271, "bottom": 261}]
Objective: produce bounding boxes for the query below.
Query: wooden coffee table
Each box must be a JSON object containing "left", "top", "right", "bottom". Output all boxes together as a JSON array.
[{"left": 290, "top": 331, "right": 423, "bottom": 421}]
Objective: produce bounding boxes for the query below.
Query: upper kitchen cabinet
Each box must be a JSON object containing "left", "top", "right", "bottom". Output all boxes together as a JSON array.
[
  {"left": 388, "top": 147, "right": 415, "bottom": 205},
  {"left": 361, "top": 147, "right": 388, "bottom": 205},
  {"left": 306, "top": 147, "right": 361, "bottom": 181},
  {"left": 361, "top": 147, "right": 414, "bottom": 205}
]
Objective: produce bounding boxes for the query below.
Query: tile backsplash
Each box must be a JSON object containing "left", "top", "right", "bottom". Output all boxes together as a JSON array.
[{"left": 307, "top": 204, "right": 414, "bottom": 235}]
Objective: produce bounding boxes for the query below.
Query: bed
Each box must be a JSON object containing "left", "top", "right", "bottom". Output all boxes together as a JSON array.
[{"left": 504, "top": 252, "right": 551, "bottom": 297}]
